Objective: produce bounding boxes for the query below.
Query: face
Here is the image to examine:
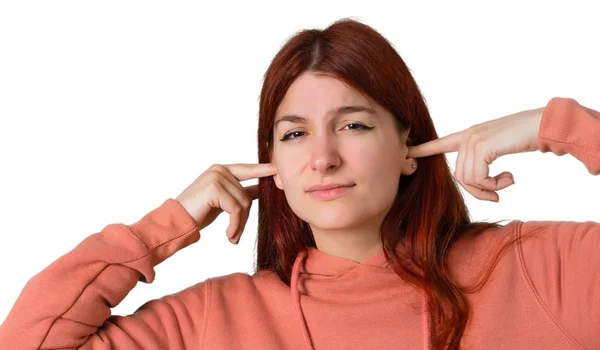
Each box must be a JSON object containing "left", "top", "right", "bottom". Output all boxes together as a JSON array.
[{"left": 271, "top": 72, "right": 416, "bottom": 232}]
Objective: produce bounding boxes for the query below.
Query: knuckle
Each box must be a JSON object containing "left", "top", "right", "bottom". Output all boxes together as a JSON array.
[
  {"left": 463, "top": 127, "right": 476, "bottom": 139},
  {"left": 475, "top": 179, "right": 488, "bottom": 188},
  {"left": 209, "top": 164, "right": 225, "bottom": 173},
  {"left": 240, "top": 197, "right": 251, "bottom": 209},
  {"left": 469, "top": 130, "right": 483, "bottom": 143},
  {"left": 232, "top": 204, "right": 243, "bottom": 214},
  {"left": 207, "top": 169, "right": 224, "bottom": 181},
  {"left": 207, "top": 180, "right": 222, "bottom": 192},
  {"left": 480, "top": 183, "right": 493, "bottom": 191},
  {"left": 473, "top": 139, "right": 485, "bottom": 152}
]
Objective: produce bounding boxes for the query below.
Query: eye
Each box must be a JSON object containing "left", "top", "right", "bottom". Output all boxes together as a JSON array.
[
  {"left": 280, "top": 131, "right": 306, "bottom": 141},
  {"left": 279, "top": 123, "right": 373, "bottom": 142},
  {"left": 343, "top": 123, "right": 372, "bottom": 131}
]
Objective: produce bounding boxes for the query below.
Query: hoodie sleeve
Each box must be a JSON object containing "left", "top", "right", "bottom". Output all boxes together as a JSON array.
[
  {"left": 517, "top": 220, "right": 600, "bottom": 349},
  {"left": 519, "top": 97, "right": 600, "bottom": 348},
  {"left": 0, "top": 198, "right": 208, "bottom": 349},
  {"left": 536, "top": 96, "right": 600, "bottom": 175}
]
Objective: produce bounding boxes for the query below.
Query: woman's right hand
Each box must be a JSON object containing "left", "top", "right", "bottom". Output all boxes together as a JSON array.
[{"left": 175, "top": 163, "right": 278, "bottom": 245}]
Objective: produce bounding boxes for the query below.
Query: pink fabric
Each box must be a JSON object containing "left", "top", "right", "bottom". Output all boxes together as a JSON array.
[{"left": 0, "top": 97, "right": 598, "bottom": 349}]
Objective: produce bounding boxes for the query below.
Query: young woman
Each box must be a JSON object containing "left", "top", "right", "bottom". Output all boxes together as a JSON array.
[{"left": 1, "top": 18, "right": 598, "bottom": 350}]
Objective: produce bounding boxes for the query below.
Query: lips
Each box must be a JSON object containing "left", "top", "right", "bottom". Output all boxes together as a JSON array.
[
  {"left": 306, "top": 183, "right": 355, "bottom": 192},
  {"left": 307, "top": 184, "right": 355, "bottom": 201}
]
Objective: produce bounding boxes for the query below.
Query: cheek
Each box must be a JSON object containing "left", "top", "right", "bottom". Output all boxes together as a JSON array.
[
  {"left": 274, "top": 149, "right": 305, "bottom": 174},
  {"left": 273, "top": 159, "right": 301, "bottom": 190},
  {"left": 354, "top": 150, "right": 401, "bottom": 191},
  {"left": 359, "top": 166, "right": 400, "bottom": 210},
  {"left": 346, "top": 144, "right": 388, "bottom": 173}
]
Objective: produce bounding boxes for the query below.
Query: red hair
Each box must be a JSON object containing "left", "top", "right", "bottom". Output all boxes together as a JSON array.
[{"left": 255, "top": 18, "right": 533, "bottom": 349}]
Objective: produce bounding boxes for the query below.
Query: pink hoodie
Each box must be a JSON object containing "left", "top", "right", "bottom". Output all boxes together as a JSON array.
[{"left": 0, "top": 97, "right": 598, "bottom": 349}]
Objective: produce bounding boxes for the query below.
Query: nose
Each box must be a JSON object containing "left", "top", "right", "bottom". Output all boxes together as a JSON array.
[{"left": 309, "top": 135, "right": 341, "bottom": 173}]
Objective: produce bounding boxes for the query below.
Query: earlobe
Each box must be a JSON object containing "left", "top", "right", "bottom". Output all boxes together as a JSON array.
[
  {"left": 270, "top": 153, "right": 283, "bottom": 189},
  {"left": 274, "top": 173, "right": 283, "bottom": 190},
  {"left": 402, "top": 160, "right": 418, "bottom": 176}
]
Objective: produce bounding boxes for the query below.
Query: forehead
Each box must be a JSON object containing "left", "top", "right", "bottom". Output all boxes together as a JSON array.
[{"left": 276, "top": 72, "right": 372, "bottom": 116}]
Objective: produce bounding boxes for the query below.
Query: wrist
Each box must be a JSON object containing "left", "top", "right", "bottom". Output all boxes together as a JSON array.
[{"left": 524, "top": 106, "right": 545, "bottom": 152}]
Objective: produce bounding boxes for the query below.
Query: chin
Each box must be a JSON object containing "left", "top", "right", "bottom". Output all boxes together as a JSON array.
[{"left": 304, "top": 207, "right": 363, "bottom": 230}]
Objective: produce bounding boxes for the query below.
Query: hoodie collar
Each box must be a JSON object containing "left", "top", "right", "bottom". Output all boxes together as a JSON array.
[
  {"left": 289, "top": 244, "right": 429, "bottom": 350},
  {"left": 299, "top": 246, "right": 390, "bottom": 276}
]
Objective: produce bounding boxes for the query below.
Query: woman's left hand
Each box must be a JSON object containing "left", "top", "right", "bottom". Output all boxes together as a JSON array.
[{"left": 407, "top": 107, "right": 545, "bottom": 202}]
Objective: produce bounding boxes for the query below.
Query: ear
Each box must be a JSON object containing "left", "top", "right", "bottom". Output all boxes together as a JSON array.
[
  {"left": 401, "top": 159, "right": 418, "bottom": 176},
  {"left": 274, "top": 173, "right": 283, "bottom": 190},
  {"left": 270, "top": 149, "right": 284, "bottom": 190},
  {"left": 401, "top": 128, "right": 417, "bottom": 176}
]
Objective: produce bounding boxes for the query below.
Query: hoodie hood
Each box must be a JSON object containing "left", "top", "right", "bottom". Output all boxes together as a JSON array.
[{"left": 289, "top": 245, "right": 430, "bottom": 350}]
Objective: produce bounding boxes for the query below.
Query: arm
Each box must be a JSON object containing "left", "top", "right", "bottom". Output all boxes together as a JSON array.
[
  {"left": 0, "top": 198, "right": 207, "bottom": 349},
  {"left": 520, "top": 97, "right": 600, "bottom": 348},
  {"left": 518, "top": 220, "right": 600, "bottom": 349},
  {"left": 536, "top": 97, "right": 600, "bottom": 175}
]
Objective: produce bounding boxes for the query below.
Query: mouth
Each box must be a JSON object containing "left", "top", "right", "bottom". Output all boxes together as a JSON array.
[
  {"left": 307, "top": 184, "right": 355, "bottom": 201},
  {"left": 306, "top": 182, "right": 355, "bottom": 192}
]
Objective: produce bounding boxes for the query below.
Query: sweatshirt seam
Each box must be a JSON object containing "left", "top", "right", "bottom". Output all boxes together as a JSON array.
[
  {"left": 121, "top": 225, "right": 198, "bottom": 264},
  {"left": 539, "top": 133, "right": 600, "bottom": 175},
  {"left": 127, "top": 226, "right": 151, "bottom": 251},
  {"left": 36, "top": 225, "right": 199, "bottom": 349},
  {"left": 538, "top": 135, "right": 587, "bottom": 152},
  {"left": 37, "top": 263, "right": 112, "bottom": 349},
  {"left": 200, "top": 278, "right": 212, "bottom": 349},
  {"left": 539, "top": 136, "right": 600, "bottom": 160},
  {"left": 516, "top": 221, "right": 584, "bottom": 350},
  {"left": 318, "top": 265, "right": 392, "bottom": 279}
]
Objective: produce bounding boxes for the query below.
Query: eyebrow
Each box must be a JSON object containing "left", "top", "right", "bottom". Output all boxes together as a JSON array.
[{"left": 274, "top": 105, "right": 377, "bottom": 128}]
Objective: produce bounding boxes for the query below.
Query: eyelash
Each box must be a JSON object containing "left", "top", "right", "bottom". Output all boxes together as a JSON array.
[{"left": 279, "top": 123, "right": 374, "bottom": 142}]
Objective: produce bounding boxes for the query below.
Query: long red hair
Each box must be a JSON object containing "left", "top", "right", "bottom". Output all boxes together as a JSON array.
[{"left": 255, "top": 18, "right": 531, "bottom": 349}]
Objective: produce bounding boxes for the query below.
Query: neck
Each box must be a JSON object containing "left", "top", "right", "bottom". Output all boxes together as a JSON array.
[{"left": 310, "top": 219, "right": 384, "bottom": 263}]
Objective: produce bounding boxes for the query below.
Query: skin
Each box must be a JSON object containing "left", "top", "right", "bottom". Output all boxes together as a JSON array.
[
  {"left": 270, "top": 71, "right": 417, "bottom": 263},
  {"left": 408, "top": 106, "right": 543, "bottom": 201}
]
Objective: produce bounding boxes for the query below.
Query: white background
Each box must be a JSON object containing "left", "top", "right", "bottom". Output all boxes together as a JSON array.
[{"left": 0, "top": 1, "right": 597, "bottom": 323}]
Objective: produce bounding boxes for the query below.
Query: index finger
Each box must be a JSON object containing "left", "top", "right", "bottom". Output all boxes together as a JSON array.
[
  {"left": 225, "top": 163, "right": 278, "bottom": 181},
  {"left": 407, "top": 130, "right": 464, "bottom": 158}
]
